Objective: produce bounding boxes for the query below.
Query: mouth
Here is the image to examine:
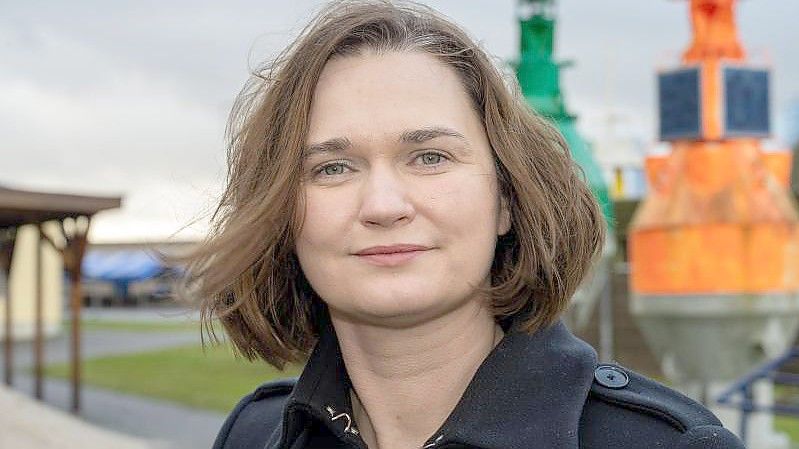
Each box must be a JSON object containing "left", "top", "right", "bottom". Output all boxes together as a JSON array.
[
  {"left": 354, "top": 247, "right": 432, "bottom": 267},
  {"left": 355, "top": 244, "right": 433, "bottom": 256}
]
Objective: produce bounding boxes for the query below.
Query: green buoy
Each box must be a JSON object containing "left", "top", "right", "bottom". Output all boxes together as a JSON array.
[{"left": 515, "top": 0, "right": 616, "bottom": 232}]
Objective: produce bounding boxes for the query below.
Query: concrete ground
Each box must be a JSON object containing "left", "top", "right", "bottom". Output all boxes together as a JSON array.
[
  {"left": 10, "top": 375, "right": 225, "bottom": 449},
  {"left": 1, "top": 307, "right": 229, "bottom": 449},
  {"left": 0, "top": 384, "right": 156, "bottom": 449}
]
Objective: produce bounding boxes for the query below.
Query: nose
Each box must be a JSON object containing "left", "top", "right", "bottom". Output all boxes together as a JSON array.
[{"left": 358, "top": 164, "right": 415, "bottom": 228}]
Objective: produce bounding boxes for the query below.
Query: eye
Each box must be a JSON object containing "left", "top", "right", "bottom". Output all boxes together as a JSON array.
[
  {"left": 312, "top": 161, "right": 352, "bottom": 178},
  {"left": 414, "top": 151, "right": 450, "bottom": 167}
]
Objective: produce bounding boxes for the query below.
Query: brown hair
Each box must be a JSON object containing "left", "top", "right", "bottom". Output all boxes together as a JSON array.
[{"left": 176, "top": 0, "right": 606, "bottom": 369}]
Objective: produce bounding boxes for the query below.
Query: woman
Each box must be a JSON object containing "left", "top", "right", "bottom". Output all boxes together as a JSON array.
[{"left": 183, "top": 1, "right": 745, "bottom": 448}]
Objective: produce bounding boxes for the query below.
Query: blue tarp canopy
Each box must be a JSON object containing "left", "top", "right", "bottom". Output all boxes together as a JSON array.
[{"left": 82, "top": 250, "right": 165, "bottom": 283}]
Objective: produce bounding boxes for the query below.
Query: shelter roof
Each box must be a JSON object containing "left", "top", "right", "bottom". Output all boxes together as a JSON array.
[{"left": 0, "top": 185, "right": 121, "bottom": 228}]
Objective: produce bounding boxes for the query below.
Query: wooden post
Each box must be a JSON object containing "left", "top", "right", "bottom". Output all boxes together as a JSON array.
[
  {"left": 70, "top": 261, "right": 82, "bottom": 412},
  {"left": 40, "top": 216, "right": 92, "bottom": 414},
  {"left": 60, "top": 216, "right": 90, "bottom": 414},
  {"left": 73, "top": 219, "right": 89, "bottom": 413},
  {"left": 1, "top": 229, "right": 16, "bottom": 386},
  {"left": 34, "top": 224, "right": 44, "bottom": 400}
]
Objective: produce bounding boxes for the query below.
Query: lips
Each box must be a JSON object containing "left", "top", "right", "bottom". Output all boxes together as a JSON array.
[
  {"left": 354, "top": 245, "right": 431, "bottom": 267},
  {"left": 355, "top": 244, "right": 432, "bottom": 255}
]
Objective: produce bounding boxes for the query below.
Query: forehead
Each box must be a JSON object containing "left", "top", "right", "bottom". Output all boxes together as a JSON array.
[{"left": 306, "top": 51, "right": 479, "bottom": 144}]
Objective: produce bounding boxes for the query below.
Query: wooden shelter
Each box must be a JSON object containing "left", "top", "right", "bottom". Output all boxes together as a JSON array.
[{"left": 0, "top": 185, "right": 121, "bottom": 413}]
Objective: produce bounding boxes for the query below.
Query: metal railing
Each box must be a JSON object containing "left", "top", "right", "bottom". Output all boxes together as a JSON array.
[{"left": 716, "top": 347, "right": 799, "bottom": 444}]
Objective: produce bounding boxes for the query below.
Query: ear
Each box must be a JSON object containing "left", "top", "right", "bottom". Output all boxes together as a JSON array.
[{"left": 498, "top": 193, "right": 511, "bottom": 236}]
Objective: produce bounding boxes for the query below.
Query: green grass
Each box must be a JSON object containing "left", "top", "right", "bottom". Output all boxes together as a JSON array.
[
  {"left": 774, "top": 385, "right": 799, "bottom": 444},
  {"left": 44, "top": 343, "right": 301, "bottom": 412},
  {"left": 775, "top": 416, "right": 799, "bottom": 443}
]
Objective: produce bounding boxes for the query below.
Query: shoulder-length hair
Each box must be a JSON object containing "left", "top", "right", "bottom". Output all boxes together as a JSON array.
[{"left": 176, "top": 0, "right": 606, "bottom": 368}]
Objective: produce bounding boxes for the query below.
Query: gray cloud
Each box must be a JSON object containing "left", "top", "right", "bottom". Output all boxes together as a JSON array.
[{"left": 2, "top": 0, "right": 797, "bottom": 241}]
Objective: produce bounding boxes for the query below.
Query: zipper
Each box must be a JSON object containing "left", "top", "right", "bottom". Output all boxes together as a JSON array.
[
  {"left": 325, "top": 404, "right": 367, "bottom": 448},
  {"left": 325, "top": 404, "right": 447, "bottom": 449},
  {"left": 421, "top": 434, "right": 445, "bottom": 448},
  {"left": 326, "top": 405, "right": 360, "bottom": 436}
]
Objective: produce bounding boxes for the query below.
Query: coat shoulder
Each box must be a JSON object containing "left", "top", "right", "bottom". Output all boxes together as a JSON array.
[
  {"left": 212, "top": 377, "right": 296, "bottom": 449},
  {"left": 580, "top": 364, "right": 745, "bottom": 448}
]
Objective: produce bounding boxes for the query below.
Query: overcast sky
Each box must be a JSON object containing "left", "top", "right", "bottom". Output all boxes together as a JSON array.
[{"left": 2, "top": 0, "right": 798, "bottom": 242}]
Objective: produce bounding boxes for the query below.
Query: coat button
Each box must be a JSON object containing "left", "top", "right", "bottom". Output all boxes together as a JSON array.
[{"left": 594, "top": 365, "right": 629, "bottom": 389}]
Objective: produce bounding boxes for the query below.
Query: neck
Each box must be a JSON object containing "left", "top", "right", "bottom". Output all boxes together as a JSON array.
[{"left": 330, "top": 302, "right": 504, "bottom": 449}]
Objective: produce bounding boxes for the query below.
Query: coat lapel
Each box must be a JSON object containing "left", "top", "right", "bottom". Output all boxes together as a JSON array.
[
  {"left": 427, "top": 321, "right": 597, "bottom": 449},
  {"left": 271, "top": 319, "right": 597, "bottom": 449}
]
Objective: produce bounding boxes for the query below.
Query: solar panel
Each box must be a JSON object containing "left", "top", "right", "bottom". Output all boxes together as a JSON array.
[
  {"left": 723, "top": 66, "right": 770, "bottom": 137},
  {"left": 658, "top": 67, "right": 702, "bottom": 141}
]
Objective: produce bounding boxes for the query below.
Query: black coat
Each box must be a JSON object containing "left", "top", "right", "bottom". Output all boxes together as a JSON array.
[{"left": 213, "top": 320, "right": 746, "bottom": 448}]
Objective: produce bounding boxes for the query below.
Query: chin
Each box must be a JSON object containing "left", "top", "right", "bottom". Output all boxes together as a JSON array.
[{"left": 330, "top": 289, "right": 453, "bottom": 328}]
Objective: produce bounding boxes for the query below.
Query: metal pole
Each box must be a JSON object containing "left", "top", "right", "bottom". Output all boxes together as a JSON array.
[
  {"left": 34, "top": 225, "right": 43, "bottom": 400},
  {"left": 598, "top": 262, "right": 615, "bottom": 362},
  {"left": 739, "top": 384, "right": 752, "bottom": 445}
]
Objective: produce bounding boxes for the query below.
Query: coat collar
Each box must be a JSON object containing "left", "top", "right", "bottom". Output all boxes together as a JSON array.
[{"left": 276, "top": 315, "right": 598, "bottom": 449}]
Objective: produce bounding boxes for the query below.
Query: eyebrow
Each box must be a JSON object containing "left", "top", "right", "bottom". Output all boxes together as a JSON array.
[
  {"left": 302, "top": 137, "right": 351, "bottom": 159},
  {"left": 400, "top": 126, "right": 467, "bottom": 145},
  {"left": 302, "top": 126, "right": 468, "bottom": 159}
]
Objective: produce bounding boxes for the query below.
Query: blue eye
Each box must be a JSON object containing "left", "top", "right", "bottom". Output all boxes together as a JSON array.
[
  {"left": 311, "top": 151, "right": 449, "bottom": 180},
  {"left": 416, "top": 151, "right": 449, "bottom": 166},
  {"left": 323, "top": 163, "right": 347, "bottom": 176},
  {"left": 313, "top": 161, "right": 352, "bottom": 178}
]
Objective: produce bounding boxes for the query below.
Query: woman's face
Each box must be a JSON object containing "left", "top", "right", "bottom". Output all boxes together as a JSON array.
[{"left": 295, "top": 50, "right": 511, "bottom": 327}]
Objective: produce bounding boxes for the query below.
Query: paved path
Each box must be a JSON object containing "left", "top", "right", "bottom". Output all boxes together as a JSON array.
[
  {"left": 80, "top": 307, "right": 202, "bottom": 323},
  {"left": 0, "top": 385, "right": 157, "bottom": 449},
  {"left": 1, "top": 329, "right": 201, "bottom": 370},
  {"left": 3, "top": 306, "right": 203, "bottom": 370}
]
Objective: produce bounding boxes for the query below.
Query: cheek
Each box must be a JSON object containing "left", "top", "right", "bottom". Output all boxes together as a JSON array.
[
  {"left": 426, "top": 174, "right": 500, "bottom": 232},
  {"left": 294, "top": 192, "right": 347, "bottom": 296},
  {"left": 296, "top": 188, "right": 354, "bottom": 251}
]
